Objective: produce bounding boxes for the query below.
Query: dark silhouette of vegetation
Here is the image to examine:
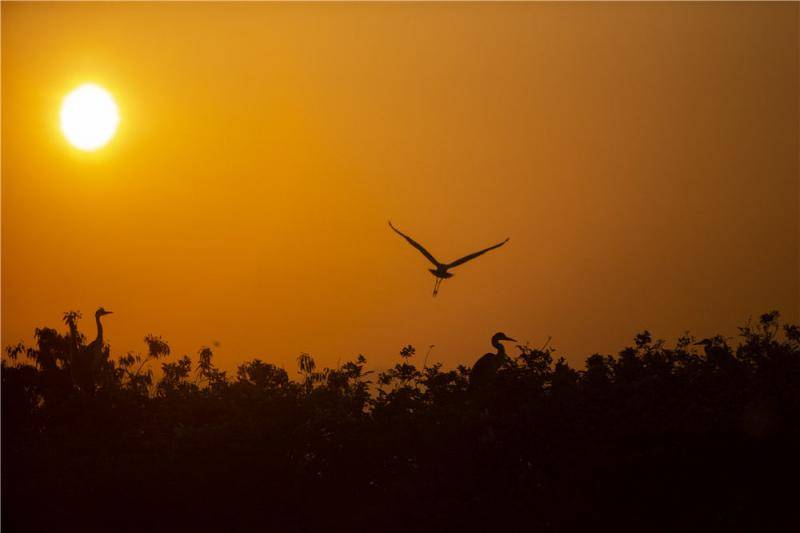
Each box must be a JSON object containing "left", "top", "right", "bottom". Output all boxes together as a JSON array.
[{"left": 3, "top": 310, "right": 799, "bottom": 532}]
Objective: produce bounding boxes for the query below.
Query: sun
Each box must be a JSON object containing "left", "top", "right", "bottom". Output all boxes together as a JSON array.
[{"left": 60, "top": 83, "right": 120, "bottom": 151}]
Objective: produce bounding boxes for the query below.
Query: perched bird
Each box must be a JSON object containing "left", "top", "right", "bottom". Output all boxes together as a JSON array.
[
  {"left": 86, "top": 307, "right": 113, "bottom": 380},
  {"left": 470, "top": 332, "right": 516, "bottom": 388},
  {"left": 694, "top": 336, "right": 735, "bottom": 371},
  {"left": 388, "top": 221, "right": 509, "bottom": 296},
  {"left": 75, "top": 307, "right": 112, "bottom": 393},
  {"left": 87, "top": 307, "right": 113, "bottom": 362}
]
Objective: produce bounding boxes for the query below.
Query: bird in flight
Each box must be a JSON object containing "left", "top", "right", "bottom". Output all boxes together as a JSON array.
[{"left": 388, "top": 221, "right": 509, "bottom": 296}]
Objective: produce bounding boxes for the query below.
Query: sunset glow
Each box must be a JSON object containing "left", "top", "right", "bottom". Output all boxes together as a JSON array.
[
  {"left": 3, "top": 1, "right": 797, "bottom": 376},
  {"left": 60, "top": 83, "right": 119, "bottom": 151},
  {"left": 3, "top": 3, "right": 799, "bottom": 530}
]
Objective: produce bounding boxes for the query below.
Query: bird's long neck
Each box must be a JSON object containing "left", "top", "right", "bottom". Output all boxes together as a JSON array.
[
  {"left": 95, "top": 314, "right": 103, "bottom": 346},
  {"left": 492, "top": 338, "right": 506, "bottom": 357}
]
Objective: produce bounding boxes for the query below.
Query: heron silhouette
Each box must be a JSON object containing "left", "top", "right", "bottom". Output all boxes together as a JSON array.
[
  {"left": 388, "top": 221, "right": 509, "bottom": 296},
  {"left": 87, "top": 307, "right": 113, "bottom": 361},
  {"left": 72, "top": 307, "right": 112, "bottom": 394},
  {"left": 470, "top": 332, "right": 516, "bottom": 388}
]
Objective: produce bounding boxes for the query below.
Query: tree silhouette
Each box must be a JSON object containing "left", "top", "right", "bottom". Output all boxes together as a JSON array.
[{"left": 3, "top": 310, "right": 799, "bottom": 532}]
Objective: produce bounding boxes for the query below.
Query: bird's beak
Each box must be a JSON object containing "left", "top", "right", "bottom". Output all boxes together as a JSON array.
[
  {"left": 106, "top": 311, "right": 114, "bottom": 315},
  {"left": 505, "top": 336, "right": 516, "bottom": 342}
]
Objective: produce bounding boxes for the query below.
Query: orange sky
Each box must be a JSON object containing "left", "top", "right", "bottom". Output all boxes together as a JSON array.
[{"left": 2, "top": 2, "right": 798, "bottom": 373}]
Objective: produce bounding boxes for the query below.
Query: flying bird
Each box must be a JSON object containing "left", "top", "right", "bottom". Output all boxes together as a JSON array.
[{"left": 388, "top": 221, "right": 509, "bottom": 296}]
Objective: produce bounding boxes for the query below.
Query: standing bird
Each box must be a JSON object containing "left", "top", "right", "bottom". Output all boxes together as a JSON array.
[
  {"left": 470, "top": 332, "right": 516, "bottom": 389},
  {"left": 388, "top": 221, "right": 509, "bottom": 296},
  {"left": 72, "top": 307, "right": 112, "bottom": 394},
  {"left": 87, "top": 307, "right": 113, "bottom": 381},
  {"left": 87, "top": 307, "right": 113, "bottom": 361}
]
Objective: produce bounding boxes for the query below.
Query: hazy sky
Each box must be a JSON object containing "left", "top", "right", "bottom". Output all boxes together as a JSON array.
[{"left": 3, "top": 2, "right": 798, "bottom": 372}]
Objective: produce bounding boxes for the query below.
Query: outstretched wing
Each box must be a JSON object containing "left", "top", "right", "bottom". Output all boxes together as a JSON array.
[
  {"left": 388, "top": 221, "right": 441, "bottom": 267},
  {"left": 445, "top": 238, "right": 509, "bottom": 269}
]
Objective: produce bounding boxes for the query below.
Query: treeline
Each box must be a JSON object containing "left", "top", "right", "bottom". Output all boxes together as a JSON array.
[{"left": 3, "top": 311, "right": 800, "bottom": 532}]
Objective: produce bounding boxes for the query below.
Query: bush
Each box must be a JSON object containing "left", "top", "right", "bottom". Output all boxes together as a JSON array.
[{"left": 3, "top": 311, "right": 799, "bottom": 532}]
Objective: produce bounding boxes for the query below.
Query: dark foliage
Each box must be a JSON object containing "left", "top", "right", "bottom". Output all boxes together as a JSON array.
[{"left": 3, "top": 311, "right": 800, "bottom": 532}]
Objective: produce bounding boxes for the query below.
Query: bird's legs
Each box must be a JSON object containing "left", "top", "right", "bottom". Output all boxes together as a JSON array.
[{"left": 432, "top": 277, "right": 442, "bottom": 297}]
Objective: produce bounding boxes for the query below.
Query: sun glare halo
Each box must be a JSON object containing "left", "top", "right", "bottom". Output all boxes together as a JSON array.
[{"left": 60, "top": 83, "right": 120, "bottom": 151}]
